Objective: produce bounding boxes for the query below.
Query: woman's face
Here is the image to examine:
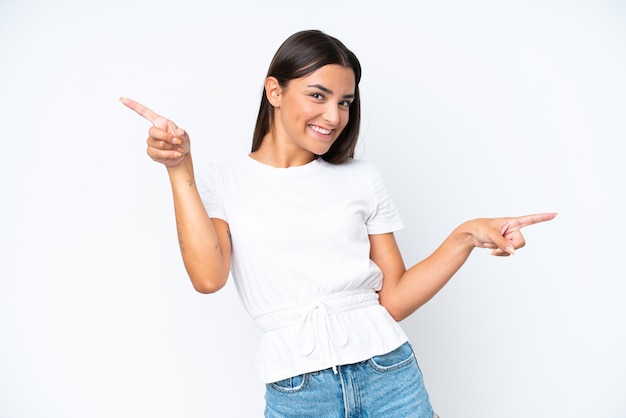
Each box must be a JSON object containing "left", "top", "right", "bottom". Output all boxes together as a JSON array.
[{"left": 270, "top": 64, "right": 356, "bottom": 160}]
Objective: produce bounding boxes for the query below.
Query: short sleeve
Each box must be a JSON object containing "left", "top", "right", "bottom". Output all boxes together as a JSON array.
[
  {"left": 196, "top": 163, "right": 227, "bottom": 222},
  {"left": 365, "top": 163, "right": 404, "bottom": 235}
]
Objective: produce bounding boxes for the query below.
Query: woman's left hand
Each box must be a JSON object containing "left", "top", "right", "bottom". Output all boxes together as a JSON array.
[{"left": 461, "top": 212, "right": 557, "bottom": 256}]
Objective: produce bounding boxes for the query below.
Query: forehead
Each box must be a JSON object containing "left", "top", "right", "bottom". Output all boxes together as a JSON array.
[{"left": 293, "top": 64, "right": 356, "bottom": 91}]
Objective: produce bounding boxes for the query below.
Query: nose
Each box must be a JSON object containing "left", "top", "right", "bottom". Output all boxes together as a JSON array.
[{"left": 322, "top": 103, "right": 340, "bottom": 126}]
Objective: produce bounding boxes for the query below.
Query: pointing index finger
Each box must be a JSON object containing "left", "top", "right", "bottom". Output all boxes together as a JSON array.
[
  {"left": 515, "top": 212, "right": 558, "bottom": 228},
  {"left": 119, "top": 97, "right": 164, "bottom": 125}
]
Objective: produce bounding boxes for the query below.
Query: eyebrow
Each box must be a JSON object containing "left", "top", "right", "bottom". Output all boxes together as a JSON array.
[{"left": 307, "top": 84, "right": 355, "bottom": 99}]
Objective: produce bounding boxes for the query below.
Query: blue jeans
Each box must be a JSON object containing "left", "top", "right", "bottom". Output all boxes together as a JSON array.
[{"left": 265, "top": 342, "right": 437, "bottom": 418}]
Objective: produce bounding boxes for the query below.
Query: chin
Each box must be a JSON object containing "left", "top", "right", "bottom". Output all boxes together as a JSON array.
[
  {"left": 312, "top": 148, "right": 333, "bottom": 157},
  {"left": 308, "top": 142, "right": 335, "bottom": 157}
]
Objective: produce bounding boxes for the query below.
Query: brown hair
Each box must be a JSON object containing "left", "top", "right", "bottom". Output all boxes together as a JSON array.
[{"left": 251, "top": 30, "right": 362, "bottom": 164}]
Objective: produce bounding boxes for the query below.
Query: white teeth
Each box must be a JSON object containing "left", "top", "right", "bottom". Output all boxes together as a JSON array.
[{"left": 310, "top": 125, "right": 332, "bottom": 135}]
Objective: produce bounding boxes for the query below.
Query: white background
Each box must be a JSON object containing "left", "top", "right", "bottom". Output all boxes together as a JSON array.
[{"left": 1, "top": 0, "right": 625, "bottom": 417}]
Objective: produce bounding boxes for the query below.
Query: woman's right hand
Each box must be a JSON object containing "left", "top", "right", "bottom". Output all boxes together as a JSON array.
[{"left": 120, "top": 97, "right": 190, "bottom": 168}]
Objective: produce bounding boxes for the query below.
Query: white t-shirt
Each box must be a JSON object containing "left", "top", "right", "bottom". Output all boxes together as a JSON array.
[{"left": 197, "top": 156, "right": 408, "bottom": 383}]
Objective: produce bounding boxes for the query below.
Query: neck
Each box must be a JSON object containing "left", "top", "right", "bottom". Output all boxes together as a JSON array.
[{"left": 250, "top": 133, "right": 317, "bottom": 168}]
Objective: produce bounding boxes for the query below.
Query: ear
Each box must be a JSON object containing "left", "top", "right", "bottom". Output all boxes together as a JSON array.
[{"left": 264, "top": 76, "right": 282, "bottom": 107}]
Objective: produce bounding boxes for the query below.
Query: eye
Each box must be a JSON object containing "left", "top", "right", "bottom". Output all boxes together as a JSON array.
[
  {"left": 311, "top": 92, "right": 325, "bottom": 100},
  {"left": 339, "top": 100, "right": 353, "bottom": 108}
]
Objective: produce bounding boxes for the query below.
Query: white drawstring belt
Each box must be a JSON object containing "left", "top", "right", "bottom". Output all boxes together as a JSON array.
[
  {"left": 252, "top": 289, "right": 380, "bottom": 373},
  {"left": 297, "top": 298, "right": 349, "bottom": 373}
]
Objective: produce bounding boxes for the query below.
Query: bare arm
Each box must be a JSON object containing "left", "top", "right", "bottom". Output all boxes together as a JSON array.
[
  {"left": 373, "top": 213, "right": 557, "bottom": 321},
  {"left": 120, "top": 97, "right": 231, "bottom": 293},
  {"left": 167, "top": 157, "right": 231, "bottom": 293}
]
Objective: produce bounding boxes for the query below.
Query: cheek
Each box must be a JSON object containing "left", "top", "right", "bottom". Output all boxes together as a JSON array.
[
  {"left": 339, "top": 112, "right": 351, "bottom": 130},
  {"left": 285, "top": 103, "right": 313, "bottom": 124}
]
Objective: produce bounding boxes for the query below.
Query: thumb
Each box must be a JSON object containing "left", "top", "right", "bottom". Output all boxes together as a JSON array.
[{"left": 490, "top": 235, "right": 515, "bottom": 256}]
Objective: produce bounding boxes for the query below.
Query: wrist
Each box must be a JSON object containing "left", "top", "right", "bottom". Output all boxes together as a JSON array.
[
  {"left": 452, "top": 221, "right": 479, "bottom": 250},
  {"left": 167, "top": 154, "right": 195, "bottom": 184}
]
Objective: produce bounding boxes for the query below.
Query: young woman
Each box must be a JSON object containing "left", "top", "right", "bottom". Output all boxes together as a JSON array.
[{"left": 121, "top": 29, "right": 555, "bottom": 418}]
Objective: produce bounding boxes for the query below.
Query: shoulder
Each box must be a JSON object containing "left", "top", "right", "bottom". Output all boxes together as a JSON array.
[
  {"left": 321, "top": 157, "right": 377, "bottom": 174},
  {"left": 329, "top": 158, "right": 387, "bottom": 184},
  {"left": 316, "top": 159, "right": 390, "bottom": 194}
]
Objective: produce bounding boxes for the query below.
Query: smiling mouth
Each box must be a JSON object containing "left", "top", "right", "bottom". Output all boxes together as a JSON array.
[{"left": 309, "top": 124, "right": 333, "bottom": 135}]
